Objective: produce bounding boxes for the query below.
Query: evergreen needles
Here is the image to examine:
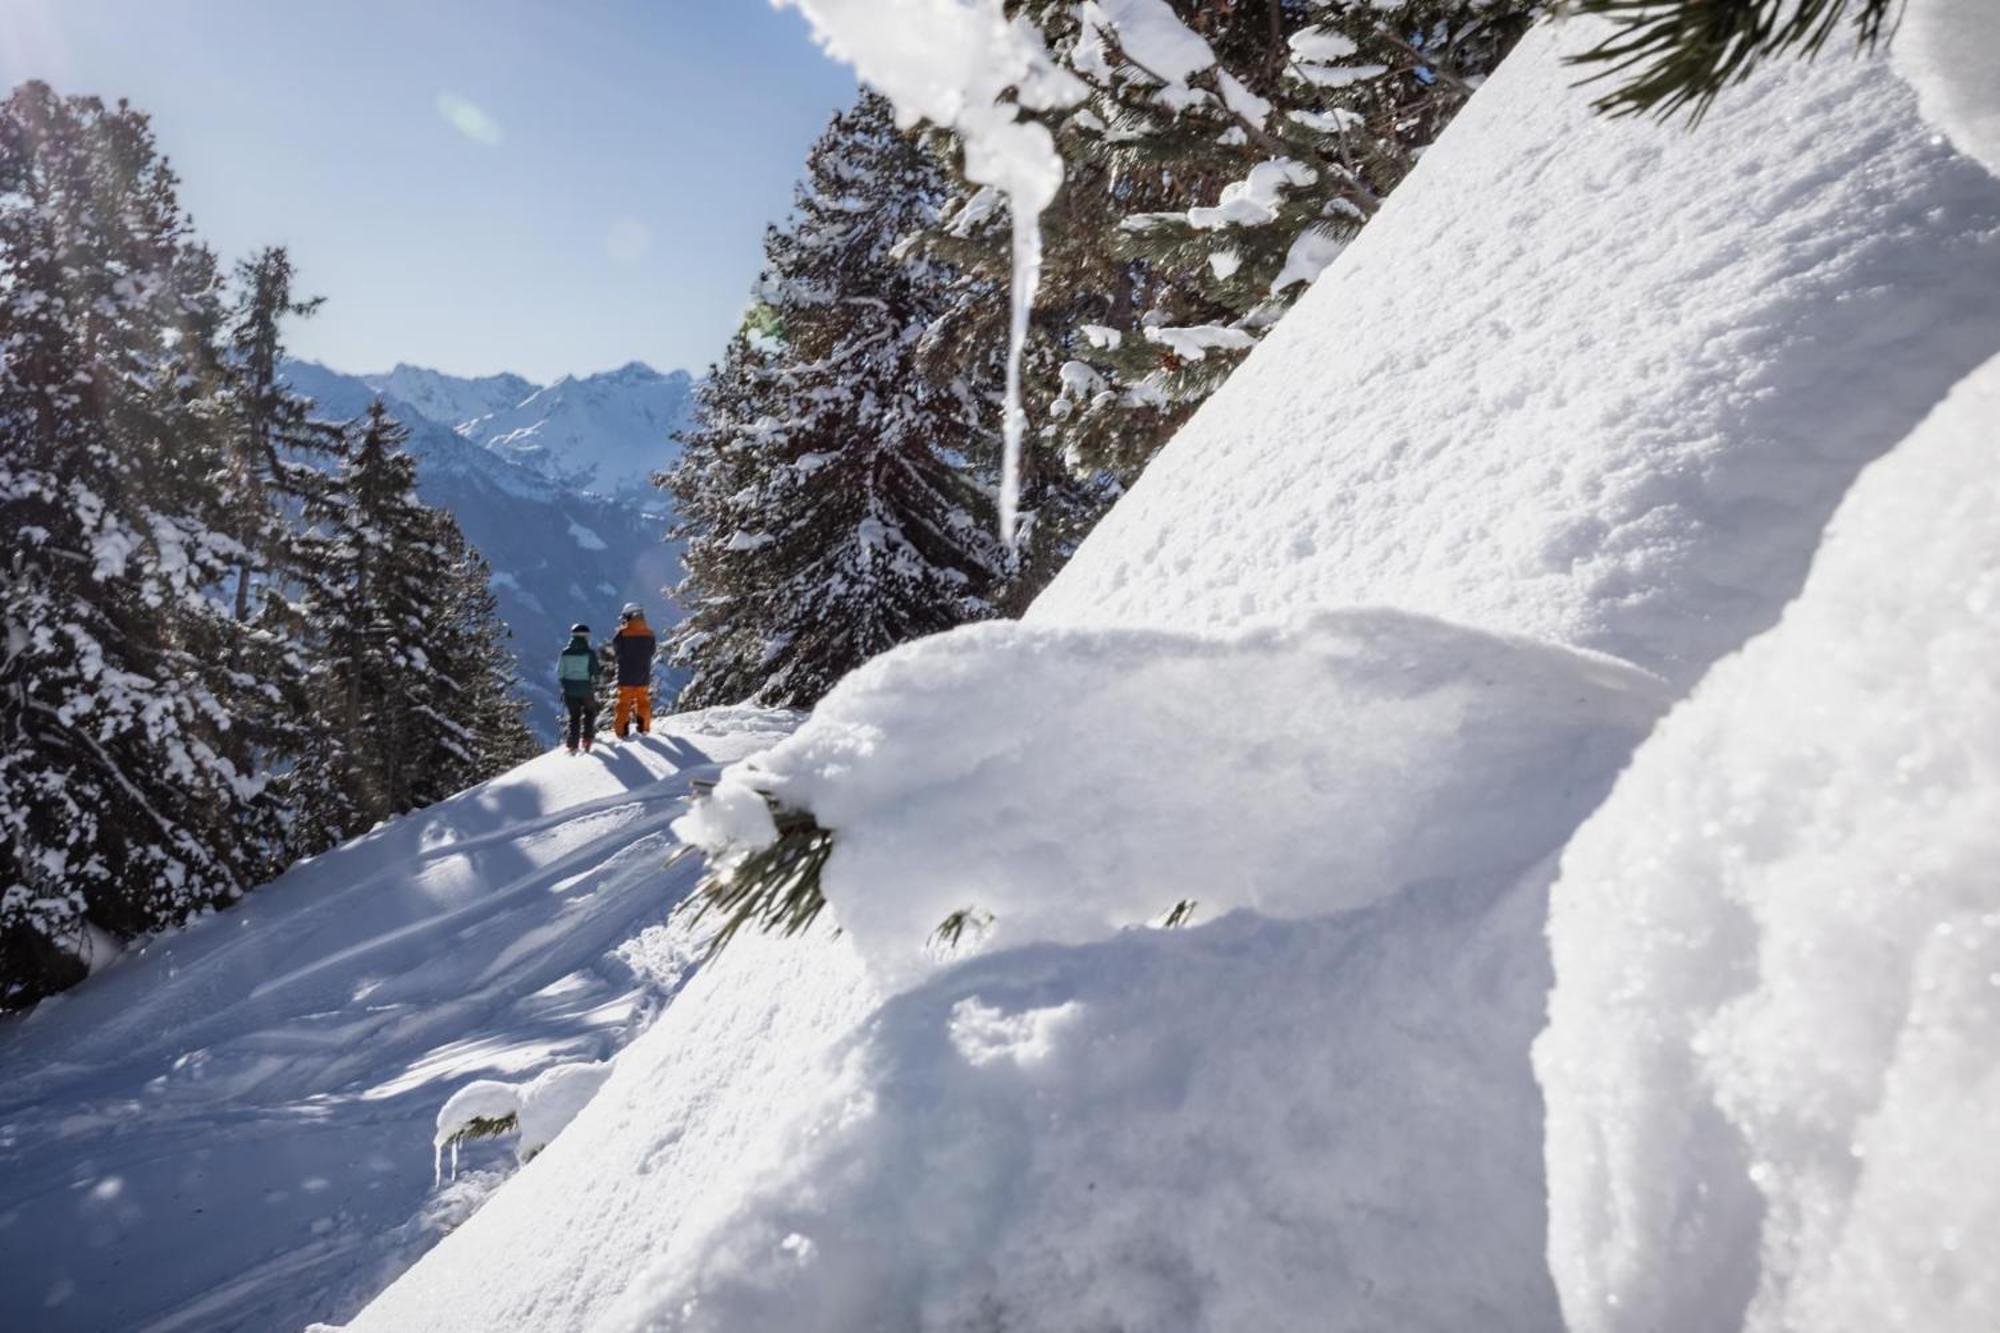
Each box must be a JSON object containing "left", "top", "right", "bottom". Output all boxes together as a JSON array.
[
  {"left": 1566, "top": 0, "right": 1901, "bottom": 121},
  {"left": 683, "top": 790, "right": 837, "bottom": 956}
]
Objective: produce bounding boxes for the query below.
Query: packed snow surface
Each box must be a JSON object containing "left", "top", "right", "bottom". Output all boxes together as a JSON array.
[
  {"left": 0, "top": 709, "right": 799, "bottom": 1332},
  {"left": 1537, "top": 352, "right": 2000, "bottom": 1333},
  {"left": 1031, "top": 20, "right": 2000, "bottom": 692},
  {"left": 681, "top": 611, "right": 1668, "bottom": 990}
]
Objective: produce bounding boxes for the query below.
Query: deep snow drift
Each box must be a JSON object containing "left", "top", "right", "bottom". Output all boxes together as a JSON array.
[
  {"left": 680, "top": 611, "right": 1668, "bottom": 987},
  {"left": 1537, "top": 353, "right": 2000, "bottom": 1333},
  {"left": 216, "top": 12, "right": 2000, "bottom": 1333},
  {"left": 0, "top": 709, "right": 797, "bottom": 1332}
]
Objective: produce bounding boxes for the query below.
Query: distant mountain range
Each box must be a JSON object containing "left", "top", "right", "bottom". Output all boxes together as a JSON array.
[
  {"left": 363, "top": 361, "right": 696, "bottom": 509},
  {"left": 281, "top": 359, "right": 692, "bottom": 739}
]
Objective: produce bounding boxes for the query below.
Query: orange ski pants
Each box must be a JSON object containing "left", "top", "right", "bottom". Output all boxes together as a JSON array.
[{"left": 615, "top": 685, "right": 652, "bottom": 737}]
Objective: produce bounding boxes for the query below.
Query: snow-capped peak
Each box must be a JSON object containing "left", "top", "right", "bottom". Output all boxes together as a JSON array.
[{"left": 362, "top": 361, "right": 695, "bottom": 505}]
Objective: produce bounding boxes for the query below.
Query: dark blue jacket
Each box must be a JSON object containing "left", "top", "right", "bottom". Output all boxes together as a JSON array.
[{"left": 612, "top": 618, "right": 656, "bottom": 687}]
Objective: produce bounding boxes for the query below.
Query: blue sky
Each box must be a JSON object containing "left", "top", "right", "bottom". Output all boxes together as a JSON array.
[{"left": 0, "top": 0, "right": 856, "bottom": 381}]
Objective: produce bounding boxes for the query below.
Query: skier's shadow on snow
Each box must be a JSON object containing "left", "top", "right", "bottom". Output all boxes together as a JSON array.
[{"left": 584, "top": 733, "right": 715, "bottom": 791}]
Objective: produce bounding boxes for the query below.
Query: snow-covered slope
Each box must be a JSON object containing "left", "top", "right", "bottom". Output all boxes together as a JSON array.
[
  {"left": 1537, "top": 352, "right": 2000, "bottom": 1333},
  {"left": 1030, "top": 24, "right": 2000, "bottom": 690},
  {"left": 283, "top": 361, "right": 683, "bottom": 736},
  {"left": 342, "top": 16, "right": 2000, "bottom": 1333},
  {"left": 457, "top": 363, "right": 696, "bottom": 508},
  {"left": 363, "top": 364, "right": 537, "bottom": 433},
  {"left": 0, "top": 708, "right": 800, "bottom": 1333}
]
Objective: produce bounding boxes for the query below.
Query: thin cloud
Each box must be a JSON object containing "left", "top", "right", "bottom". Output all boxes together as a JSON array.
[{"left": 436, "top": 92, "right": 503, "bottom": 146}]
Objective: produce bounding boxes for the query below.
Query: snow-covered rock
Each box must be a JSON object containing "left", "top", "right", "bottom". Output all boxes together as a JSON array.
[
  {"left": 1537, "top": 352, "right": 2000, "bottom": 1333},
  {"left": 434, "top": 1060, "right": 616, "bottom": 1174},
  {"left": 0, "top": 708, "right": 802, "bottom": 1332},
  {"left": 1031, "top": 21, "right": 2000, "bottom": 693}
]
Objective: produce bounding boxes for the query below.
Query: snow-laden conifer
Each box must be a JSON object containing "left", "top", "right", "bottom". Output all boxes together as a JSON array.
[
  {"left": 0, "top": 85, "right": 278, "bottom": 1005},
  {"left": 666, "top": 95, "right": 1006, "bottom": 708}
]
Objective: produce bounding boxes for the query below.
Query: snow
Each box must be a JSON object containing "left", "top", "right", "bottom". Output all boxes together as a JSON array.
[
  {"left": 1031, "top": 20, "right": 2000, "bottom": 693},
  {"left": 1142, "top": 322, "right": 1257, "bottom": 360},
  {"left": 1536, "top": 351, "right": 2000, "bottom": 1333},
  {"left": 346, "top": 924, "right": 878, "bottom": 1333},
  {"left": 0, "top": 709, "right": 801, "bottom": 1332},
  {"left": 680, "top": 612, "right": 1666, "bottom": 990},
  {"left": 566, "top": 518, "right": 608, "bottom": 550},
  {"left": 76, "top": 13, "right": 1997, "bottom": 1333},
  {"left": 1271, "top": 225, "right": 1346, "bottom": 293},
  {"left": 1894, "top": 0, "right": 2000, "bottom": 177},
  {"left": 1185, "top": 157, "right": 1317, "bottom": 229},
  {"left": 457, "top": 363, "right": 695, "bottom": 505},
  {"left": 1080, "top": 0, "right": 1216, "bottom": 87},
  {"left": 606, "top": 882, "right": 1567, "bottom": 1331}
]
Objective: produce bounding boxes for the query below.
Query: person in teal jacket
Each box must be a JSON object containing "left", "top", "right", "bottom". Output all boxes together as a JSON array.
[{"left": 556, "top": 623, "right": 602, "bottom": 753}]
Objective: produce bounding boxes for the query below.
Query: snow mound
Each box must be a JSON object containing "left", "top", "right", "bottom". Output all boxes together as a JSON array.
[
  {"left": 681, "top": 610, "right": 1668, "bottom": 989},
  {"left": 1536, "top": 352, "right": 2000, "bottom": 1333},
  {"left": 434, "top": 1061, "right": 615, "bottom": 1176},
  {"left": 1030, "top": 20, "right": 2000, "bottom": 691},
  {"left": 1895, "top": 0, "right": 2000, "bottom": 176},
  {"left": 610, "top": 879, "right": 1563, "bottom": 1332}
]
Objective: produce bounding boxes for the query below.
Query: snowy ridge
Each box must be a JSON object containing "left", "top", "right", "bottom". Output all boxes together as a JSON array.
[
  {"left": 453, "top": 362, "right": 696, "bottom": 507},
  {"left": 363, "top": 364, "right": 537, "bottom": 433},
  {"left": 0, "top": 708, "right": 801, "bottom": 1332}
]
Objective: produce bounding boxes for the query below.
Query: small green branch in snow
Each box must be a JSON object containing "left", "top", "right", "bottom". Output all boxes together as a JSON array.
[
  {"left": 678, "top": 796, "right": 835, "bottom": 957},
  {"left": 438, "top": 1113, "right": 518, "bottom": 1154},
  {"left": 932, "top": 908, "right": 993, "bottom": 952}
]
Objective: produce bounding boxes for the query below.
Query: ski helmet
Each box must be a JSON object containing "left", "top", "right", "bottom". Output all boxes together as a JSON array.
[
  {"left": 621, "top": 602, "right": 643, "bottom": 620},
  {"left": 570, "top": 623, "right": 590, "bottom": 635}
]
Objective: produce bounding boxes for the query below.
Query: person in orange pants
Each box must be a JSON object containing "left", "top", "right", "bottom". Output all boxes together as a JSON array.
[{"left": 610, "top": 602, "right": 656, "bottom": 738}]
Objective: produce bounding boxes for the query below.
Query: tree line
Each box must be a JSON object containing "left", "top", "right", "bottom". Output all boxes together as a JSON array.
[{"left": 0, "top": 84, "right": 535, "bottom": 1008}]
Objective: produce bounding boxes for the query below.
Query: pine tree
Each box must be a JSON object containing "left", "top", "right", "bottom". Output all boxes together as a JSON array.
[
  {"left": 435, "top": 529, "right": 540, "bottom": 782},
  {"left": 217, "top": 247, "right": 342, "bottom": 622},
  {"left": 0, "top": 84, "right": 279, "bottom": 1006},
  {"left": 666, "top": 96, "right": 1007, "bottom": 708},
  {"left": 308, "top": 402, "right": 485, "bottom": 827},
  {"left": 922, "top": 0, "right": 1532, "bottom": 498}
]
